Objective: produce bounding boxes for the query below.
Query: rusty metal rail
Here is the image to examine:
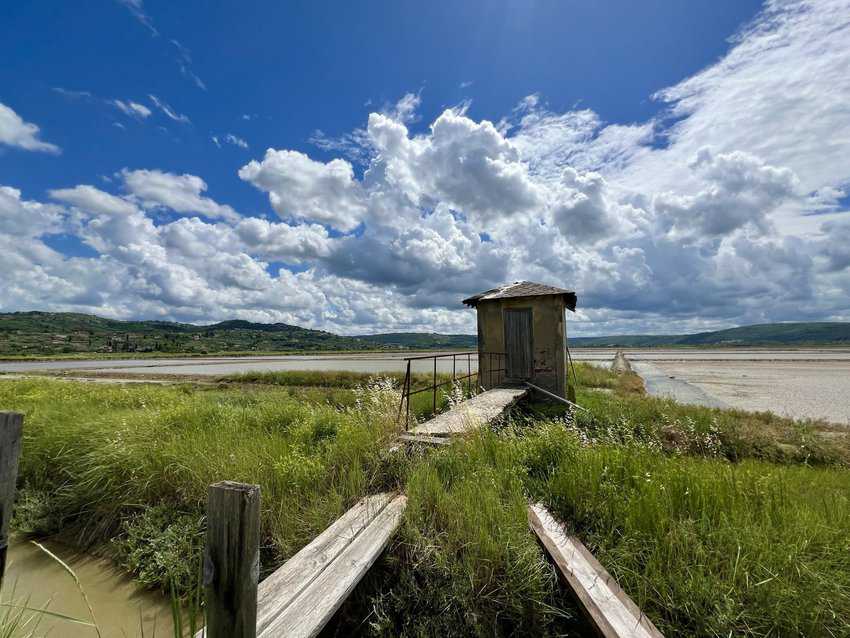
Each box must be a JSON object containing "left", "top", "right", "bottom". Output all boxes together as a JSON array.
[{"left": 396, "top": 351, "right": 506, "bottom": 427}]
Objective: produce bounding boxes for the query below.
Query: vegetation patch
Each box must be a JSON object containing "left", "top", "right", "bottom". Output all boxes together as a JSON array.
[{"left": 3, "top": 365, "right": 849, "bottom": 637}]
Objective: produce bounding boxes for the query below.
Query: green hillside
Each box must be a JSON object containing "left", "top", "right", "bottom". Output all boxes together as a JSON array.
[
  {"left": 569, "top": 334, "right": 676, "bottom": 347},
  {"left": 2, "top": 312, "right": 848, "bottom": 357},
  {"left": 570, "top": 322, "right": 850, "bottom": 347},
  {"left": 0, "top": 311, "right": 372, "bottom": 355},
  {"left": 0, "top": 312, "right": 476, "bottom": 356},
  {"left": 356, "top": 332, "right": 477, "bottom": 349}
]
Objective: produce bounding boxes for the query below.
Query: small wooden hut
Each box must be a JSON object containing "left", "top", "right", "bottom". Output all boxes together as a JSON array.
[{"left": 463, "top": 281, "right": 577, "bottom": 399}]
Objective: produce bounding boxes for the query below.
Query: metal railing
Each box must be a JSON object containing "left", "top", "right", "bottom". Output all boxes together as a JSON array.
[{"left": 396, "top": 351, "right": 506, "bottom": 428}]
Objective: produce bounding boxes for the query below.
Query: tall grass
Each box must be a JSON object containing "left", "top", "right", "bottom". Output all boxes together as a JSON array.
[
  {"left": 4, "top": 377, "right": 404, "bottom": 597},
  {"left": 4, "top": 372, "right": 850, "bottom": 636},
  {"left": 366, "top": 426, "right": 850, "bottom": 637},
  {"left": 520, "top": 427, "right": 850, "bottom": 636},
  {"left": 220, "top": 369, "right": 468, "bottom": 421},
  {"left": 219, "top": 369, "right": 406, "bottom": 388},
  {"left": 574, "top": 383, "right": 849, "bottom": 465},
  {"left": 376, "top": 434, "right": 583, "bottom": 637}
]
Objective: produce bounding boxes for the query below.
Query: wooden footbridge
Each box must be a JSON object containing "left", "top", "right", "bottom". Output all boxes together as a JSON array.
[
  {"left": 187, "top": 363, "right": 657, "bottom": 637},
  {"left": 0, "top": 350, "right": 662, "bottom": 637}
]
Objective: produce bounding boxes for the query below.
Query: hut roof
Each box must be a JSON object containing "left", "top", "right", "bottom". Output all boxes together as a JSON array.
[{"left": 462, "top": 281, "right": 577, "bottom": 311}]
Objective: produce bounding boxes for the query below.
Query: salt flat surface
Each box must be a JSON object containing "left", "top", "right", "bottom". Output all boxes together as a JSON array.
[
  {"left": 4, "top": 347, "right": 850, "bottom": 375},
  {"left": 3, "top": 348, "right": 850, "bottom": 426},
  {"left": 638, "top": 359, "right": 850, "bottom": 425},
  {"left": 0, "top": 351, "right": 479, "bottom": 375},
  {"left": 631, "top": 362, "right": 728, "bottom": 410}
]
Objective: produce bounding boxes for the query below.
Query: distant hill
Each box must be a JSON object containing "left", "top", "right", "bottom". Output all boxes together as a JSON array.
[
  {"left": 1, "top": 312, "right": 848, "bottom": 357},
  {"left": 570, "top": 322, "right": 850, "bottom": 347},
  {"left": 356, "top": 332, "right": 477, "bottom": 349},
  {"left": 0, "top": 311, "right": 475, "bottom": 355}
]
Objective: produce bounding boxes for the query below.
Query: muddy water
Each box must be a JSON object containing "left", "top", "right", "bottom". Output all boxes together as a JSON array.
[{"left": 3, "top": 537, "right": 174, "bottom": 637}]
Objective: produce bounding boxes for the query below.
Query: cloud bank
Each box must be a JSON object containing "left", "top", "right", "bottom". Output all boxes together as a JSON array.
[{"left": 2, "top": 0, "right": 850, "bottom": 335}]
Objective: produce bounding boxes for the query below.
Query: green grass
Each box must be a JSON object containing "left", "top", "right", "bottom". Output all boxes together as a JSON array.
[
  {"left": 521, "top": 428, "right": 850, "bottom": 636},
  {"left": 333, "top": 424, "right": 850, "bottom": 637},
  {"left": 3, "top": 367, "right": 850, "bottom": 637},
  {"left": 220, "top": 369, "right": 477, "bottom": 422},
  {"left": 4, "top": 378, "right": 404, "bottom": 593},
  {"left": 573, "top": 385, "right": 849, "bottom": 466}
]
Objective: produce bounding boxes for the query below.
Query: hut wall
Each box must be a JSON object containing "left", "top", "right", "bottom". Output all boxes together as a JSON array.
[{"left": 476, "top": 295, "right": 566, "bottom": 396}]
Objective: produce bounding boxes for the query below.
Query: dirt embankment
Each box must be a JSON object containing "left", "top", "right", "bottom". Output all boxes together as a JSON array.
[{"left": 611, "top": 350, "right": 632, "bottom": 374}]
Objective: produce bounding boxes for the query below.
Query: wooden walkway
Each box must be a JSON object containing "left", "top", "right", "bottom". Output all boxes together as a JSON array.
[
  {"left": 196, "top": 493, "right": 406, "bottom": 638},
  {"left": 187, "top": 387, "right": 661, "bottom": 637},
  {"left": 411, "top": 385, "right": 529, "bottom": 436},
  {"left": 528, "top": 504, "right": 664, "bottom": 638}
]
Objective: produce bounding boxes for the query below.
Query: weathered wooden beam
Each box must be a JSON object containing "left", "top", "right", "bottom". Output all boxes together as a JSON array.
[
  {"left": 203, "top": 481, "right": 261, "bottom": 638},
  {"left": 0, "top": 412, "right": 23, "bottom": 586},
  {"left": 528, "top": 504, "right": 663, "bottom": 638},
  {"left": 412, "top": 386, "right": 529, "bottom": 436},
  {"left": 398, "top": 433, "right": 451, "bottom": 447},
  {"left": 258, "top": 494, "right": 406, "bottom": 638},
  {"left": 255, "top": 493, "right": 393, "bottom": 635}
]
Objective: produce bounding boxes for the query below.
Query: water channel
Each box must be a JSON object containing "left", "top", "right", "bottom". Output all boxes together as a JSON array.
[{"left": 4, "top": 537, "right": 174, "bottom": 637}]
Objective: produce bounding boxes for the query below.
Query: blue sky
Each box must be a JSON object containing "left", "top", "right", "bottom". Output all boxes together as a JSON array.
[{"left": 1, "top": 0, "right": 849, "bottom": 335}]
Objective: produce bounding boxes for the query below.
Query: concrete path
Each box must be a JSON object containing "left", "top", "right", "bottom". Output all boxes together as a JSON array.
[{"left": 412, "top": 386, "right": 529, "bottom": 436}]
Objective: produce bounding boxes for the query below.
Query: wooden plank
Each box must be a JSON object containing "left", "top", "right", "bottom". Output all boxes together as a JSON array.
[
  {"left": 412, "top": 386, "right": 528, "bottom": 436},
  {"left": 255, "top": 493, "right": 392, "bottom": 635},
  {"left": 258, "top": 495, "right": 407, "bottom": 638},
  {"left": 203, "top": 481, "right": 261, "bottom": 638},
  {"left": 398, "top": 433, "right": 451, "bottom": 447},
  {"left": 528, "top": 504, "right": 663, "bottom": 638},
  {"left": 0, "top": 412, "right": 23, "bottom": 585}
]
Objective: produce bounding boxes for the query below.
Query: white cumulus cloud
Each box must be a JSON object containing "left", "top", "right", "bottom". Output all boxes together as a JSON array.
[
  {"left": 239, "top": 150, "right": 366, "bottom": 232},
  {"left": 121, "top": 169, "right": 239, "bottom": 221},
  {"left": 0, "top": 103, "right": 60, "bottom": 154}
]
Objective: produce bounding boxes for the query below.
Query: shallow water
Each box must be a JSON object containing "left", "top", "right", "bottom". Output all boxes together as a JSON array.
[{"left": 3, "top": 537, "right": 174, "bottom": 637}]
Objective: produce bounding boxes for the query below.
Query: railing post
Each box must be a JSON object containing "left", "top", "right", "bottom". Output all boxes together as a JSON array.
[
  {"left": 397, "top": 361, "right": 408, "bottom": 424},
  {"left": 0, "top": 412, "right": 23, "bottom": 586},
  {"left": 452, "top": 354, "right": 456, "bottom": 386},
  {"left": 405, "top": 360, "right": 411, "bottom": 428},
  {"left": 204, "top": 481, "right": 261, "bottom": 638},
  {"left": 432, "top": 356, "right": 437, "bottom": 414},
  {"left": 489, "top": 352, "right": 493, "bottom": 388},
  {"left": 467, "top": 353, "right": 471, "bottom": 396}
]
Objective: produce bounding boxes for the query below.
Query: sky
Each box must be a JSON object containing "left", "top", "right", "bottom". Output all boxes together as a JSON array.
[{"left": 1, "top": 0, "right": 849, "bottom": 336}]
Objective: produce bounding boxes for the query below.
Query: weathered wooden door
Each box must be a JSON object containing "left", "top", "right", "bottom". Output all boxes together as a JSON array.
[{"left": 504, "top": 309, "right": 533, "bottom": 379}]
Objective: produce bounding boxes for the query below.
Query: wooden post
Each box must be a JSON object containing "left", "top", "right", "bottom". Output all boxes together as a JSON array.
[
  {"left": 204, "top": 481, "right": 261, "bottom": 638},
  {"left": 0, "top": 412, "right": 24, "bottom": 586}
]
